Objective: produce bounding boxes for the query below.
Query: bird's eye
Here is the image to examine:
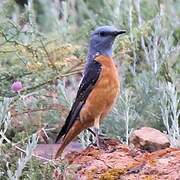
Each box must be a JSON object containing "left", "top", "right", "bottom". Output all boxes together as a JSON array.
[{"left": 99, "top": 31, "right": 106, "bottom": 36}]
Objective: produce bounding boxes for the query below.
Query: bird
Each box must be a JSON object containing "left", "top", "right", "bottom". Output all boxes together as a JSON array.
[{"left": 54, "top": 26, "right": 126, "bottom": 158}]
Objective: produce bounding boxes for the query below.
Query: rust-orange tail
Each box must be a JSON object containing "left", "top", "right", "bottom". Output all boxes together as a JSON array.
[{"left": 54, "top": 120, "right": 90, "bottom": 159}]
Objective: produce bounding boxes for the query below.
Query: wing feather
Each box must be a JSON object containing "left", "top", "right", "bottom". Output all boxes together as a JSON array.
[{"left": 55, "top": 60, "right": 102, "bottom": 143}]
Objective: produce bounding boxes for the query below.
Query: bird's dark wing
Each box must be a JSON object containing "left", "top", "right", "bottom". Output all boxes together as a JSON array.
[{"left": 55, "top": 60, "right": 102, "bottom": 143}]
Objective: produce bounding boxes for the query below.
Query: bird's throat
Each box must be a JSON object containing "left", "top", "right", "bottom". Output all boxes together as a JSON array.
[{"left": 87, "top": 47, "right": 112, "bottom": 63}]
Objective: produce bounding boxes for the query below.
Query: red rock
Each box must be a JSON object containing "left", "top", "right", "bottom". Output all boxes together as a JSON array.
[
  {"left": 33, "top": 137, "right": 180, "bottom": 179},
  {"left": 129, "top": 127, "right": 170, "bottom": 152},
  {"left": 67, "top": 140, "right": 179, "bottom": 180}
]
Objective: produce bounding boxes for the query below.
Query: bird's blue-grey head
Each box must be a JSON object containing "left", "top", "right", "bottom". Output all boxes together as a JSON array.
[{"left": 87, "top": 26, "right": 126, "bottom": 61}]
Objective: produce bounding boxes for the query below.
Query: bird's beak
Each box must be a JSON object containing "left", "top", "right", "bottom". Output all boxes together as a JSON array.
[{"left": 114, "top": 30, "right": 126, "bottom": 36}]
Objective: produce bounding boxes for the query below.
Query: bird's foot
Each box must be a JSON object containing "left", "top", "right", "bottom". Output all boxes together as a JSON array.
[
  {"left": 94, "top": 138, "right": 109, "bottom": 150},
  {"left": 87, "top": 137, "right": 116, "bottom": 153}
]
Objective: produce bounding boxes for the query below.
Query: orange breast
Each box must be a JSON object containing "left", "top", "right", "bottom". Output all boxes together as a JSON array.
[{"left": 80, "top": 55, "right": 120, "bottom": 123}]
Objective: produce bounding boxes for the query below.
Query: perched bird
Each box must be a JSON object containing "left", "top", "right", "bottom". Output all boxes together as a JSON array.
[{"left": 54, "top": 26, "right": 126, "bottom": 158}]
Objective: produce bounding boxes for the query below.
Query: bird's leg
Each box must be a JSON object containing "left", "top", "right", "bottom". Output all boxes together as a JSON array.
[
  {"left": 93, "top": 117, "right": 109, "bottom": 150},
  {"left": 94, "top": 127, "right": 100, "bottom": 147},
  {"left": 85, "top": 128, "right": 96, "bottom": 147},
  {"left": 87, "top": 128, "right": 96, "bottom": 136},
  {"left": 94, "top": 117, "right": 100, "bottom": 147}
]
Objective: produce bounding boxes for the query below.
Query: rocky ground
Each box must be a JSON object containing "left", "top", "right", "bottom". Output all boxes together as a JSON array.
[{"left": 34, "top": 127, "right": 180, "bottom": 180}]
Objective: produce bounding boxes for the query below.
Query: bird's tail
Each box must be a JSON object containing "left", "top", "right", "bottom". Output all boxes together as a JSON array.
[{"left": 54, "top": 120, "right": 90, "bottom": 159}]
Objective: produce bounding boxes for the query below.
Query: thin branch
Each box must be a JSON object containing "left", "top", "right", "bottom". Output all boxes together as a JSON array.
[
  {"left": 129, "top": 0, "right": 137, "bottom": 76},
  {"left": 2, "top": 129, "right": 57, "bottom": 166},
  {"left": 11, "top": 103, "right": 68, "bottom": 117},
  {"left": 134, "top": 0, "right": 150, "bottom": 64}
]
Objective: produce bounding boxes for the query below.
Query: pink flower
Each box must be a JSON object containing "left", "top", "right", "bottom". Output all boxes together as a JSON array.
[{"left": 11, "top": 81, "right": 23, "bottom": 92}]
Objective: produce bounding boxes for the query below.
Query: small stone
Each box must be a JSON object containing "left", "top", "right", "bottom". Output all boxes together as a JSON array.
[{"left": 129, "top": 127, "right": 170, "bottom": 152}]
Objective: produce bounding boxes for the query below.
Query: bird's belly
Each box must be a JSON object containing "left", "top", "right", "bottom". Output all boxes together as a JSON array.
[{"left": 80, "top": 67, "right": 120, "bottom": 123}]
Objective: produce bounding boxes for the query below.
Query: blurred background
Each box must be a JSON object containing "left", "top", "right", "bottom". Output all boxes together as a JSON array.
[{"left": 0, "top": 0, "right": 179, "bottom": 179}]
